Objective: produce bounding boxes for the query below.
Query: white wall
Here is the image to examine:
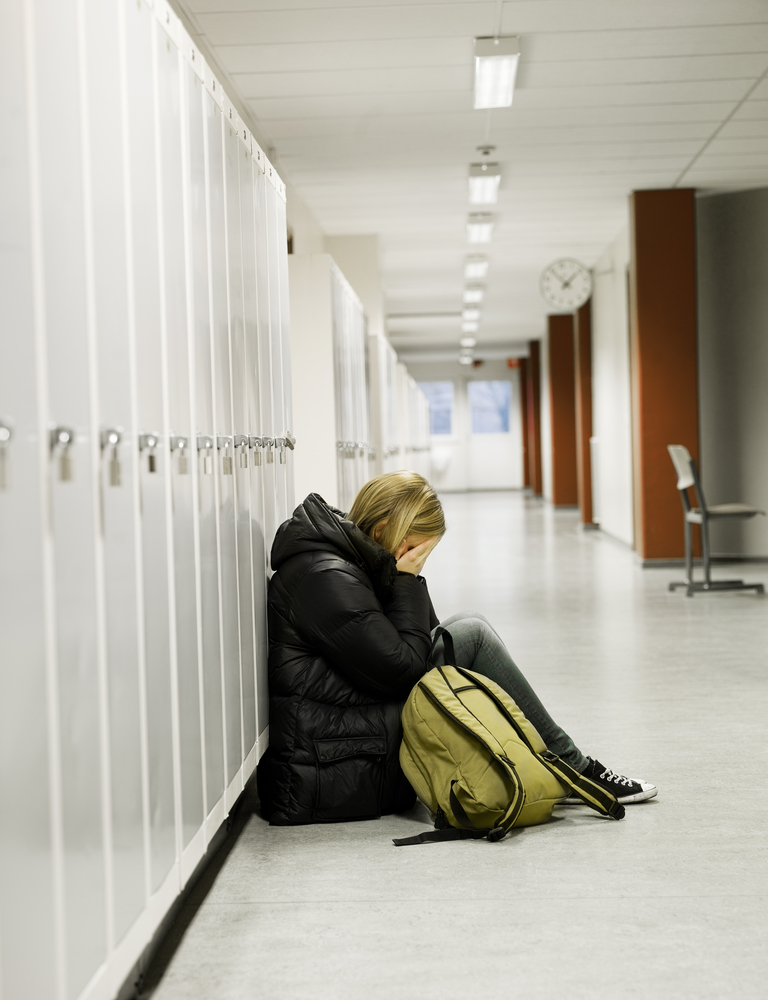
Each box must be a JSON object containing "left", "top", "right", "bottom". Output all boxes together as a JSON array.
[
  {"left": 697, "top": 188, "right": 768, "bottom": 557},
  {"left": 324, "top": 235, "right": 385, "bottom": 339},
  {"left": 591, "top": 226, "right": 634, "bottom": 547}
]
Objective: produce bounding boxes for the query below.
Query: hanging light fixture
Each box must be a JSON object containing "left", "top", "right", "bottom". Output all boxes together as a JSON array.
[
  {"left": 469, "top": 163, "right": 501, "bottom": 205},
  {"left": 467, "top": 214, "right": 494, "bottom": 243},
  {"left": 462, "top": 307, "right": 481, "bottom": 322},
  {"left": 463, "top": 287, "right": 484, "bottom": 304},
  {"left": 460, "top": 337, "right": 477, "bottom": 348},
  {"left": 461, "top": 321, "right": 479, "bottom": 334},
  {"left": 474, "top": 36, "right": 520, "bottom": 109},
  {"left": 465, "top": 256, "right": 489, "bottom": 280}
]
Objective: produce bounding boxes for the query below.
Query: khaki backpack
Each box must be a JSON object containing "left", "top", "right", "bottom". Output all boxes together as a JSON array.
[{"left": 395, "top": 662, "right": 624, "bottom": 846}]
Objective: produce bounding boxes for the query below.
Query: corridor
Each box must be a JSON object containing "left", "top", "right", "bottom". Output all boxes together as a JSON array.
[{"left": 141, "top": 490, "right": 768, "bottom": 1000}]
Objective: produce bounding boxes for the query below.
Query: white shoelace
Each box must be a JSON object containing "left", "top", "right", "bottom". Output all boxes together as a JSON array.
[{"left": 599, "top": 767, "right": 635, "bottom": 787}]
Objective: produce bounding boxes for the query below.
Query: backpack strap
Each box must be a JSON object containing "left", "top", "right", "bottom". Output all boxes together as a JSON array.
[
  {"left": 393, "top": 782, "right": 514, "bottom": 846},
  {"left": 452, "top": 668, "right": 625, "bottom": 821},
  {"left": 429, "top": 625, "right": 457, "bottom": 665},
  {"left": 538, "top": 750, "right": 625, "bottom": 820}
]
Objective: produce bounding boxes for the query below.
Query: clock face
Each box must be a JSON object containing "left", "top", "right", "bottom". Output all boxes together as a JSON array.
[{"left": 540, "top": 258, "right": 592, "bottom": 311}]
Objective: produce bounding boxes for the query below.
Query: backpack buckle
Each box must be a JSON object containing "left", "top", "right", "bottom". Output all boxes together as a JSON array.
[{"left": 486, "top": 826, "right": 506, "bottom": 843}]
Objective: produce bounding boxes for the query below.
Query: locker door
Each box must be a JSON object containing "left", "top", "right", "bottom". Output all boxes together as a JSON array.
[
  {"left": 275, "top": 191, "right": 295, "bottom": 518},
  {"left": 266, "top": 173, "right": 288, "bottom": 525},
  {"left": 155, "top": 20, "right": 204, "bottom": 851},
  {"left": 254, "top": 161, "right": 277, "bottom": 548},
  {"left": 29, "top": 0, "right": 107, "bottom": 993},
  {"left": 205, "top": 95, "right": 241, "bottom": 793},
  {"left": 235, "top": 132, "right": 257, "bottom": 757},
  {"left": 123, "top": 0, "right": 176, "bottom": 892},
  {"left": 248, "top": 157, "right": 269, "bottom": 745},
  {"left": 83, "top": 0, "right": 146, "bottom": 941},
  {"left": 185, "top": 65, "right": 224, "bottom": 821},
  {"left": 0, "top": 3, "right": 59, "bottom": 995}
]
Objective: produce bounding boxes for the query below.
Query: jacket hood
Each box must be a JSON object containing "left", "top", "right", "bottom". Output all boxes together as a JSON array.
[{"left": 270, "top": 493, "right": 398, "bottom": 589}]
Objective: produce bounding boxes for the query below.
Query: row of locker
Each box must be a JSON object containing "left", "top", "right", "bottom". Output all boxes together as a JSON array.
[
  {"left": 289, "top": 254, "right": 432, "bottom": 513},
  {"left": 0, "top": 1, "right": 293, "bottom": 1000}
]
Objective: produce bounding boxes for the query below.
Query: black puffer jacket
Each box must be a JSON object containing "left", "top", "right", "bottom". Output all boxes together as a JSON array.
[{"left": 256, "top": 493, "right": 438, "bottom": 824}]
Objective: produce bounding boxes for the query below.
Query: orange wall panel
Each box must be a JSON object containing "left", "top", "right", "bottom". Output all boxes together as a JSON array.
[
  {"left": 630, "top": 189, "right": 699, "bottom": 560},
  {"left": 574, "top": 301, "right": 594, "bottom": 525},
  {"left": 547, "top": 315, "right": 578, "bottom": 506}
]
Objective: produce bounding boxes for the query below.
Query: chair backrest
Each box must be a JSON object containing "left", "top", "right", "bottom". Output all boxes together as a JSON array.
[{"left": 667, "top": 444, "right": 694, "bottom": 490}]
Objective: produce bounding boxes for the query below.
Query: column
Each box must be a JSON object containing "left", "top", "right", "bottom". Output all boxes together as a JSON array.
[
  {"left": 526, "top": 340, "right": 542, "bottom": 496},
  {"left": 630, "top": 189, "right": 699, "bottom": 560},
  {"left": 547, "top": 315, "right": 578, "bottom": 506},
  {"left": 519, "top": 357, "right": 530, "bottom": 488},
  {"left": 574, "top": 300, "right": 595, "bottom": 525}
]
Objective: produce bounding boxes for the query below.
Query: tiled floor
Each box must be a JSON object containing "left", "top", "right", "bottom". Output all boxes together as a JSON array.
[{"left": 141, "top": 492, "right": 768, "bottom": 1000}]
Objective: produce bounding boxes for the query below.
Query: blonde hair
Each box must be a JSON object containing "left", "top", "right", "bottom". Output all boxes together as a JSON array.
[{"left": 348, "top": 471, "right": 446, "bottom": 554}]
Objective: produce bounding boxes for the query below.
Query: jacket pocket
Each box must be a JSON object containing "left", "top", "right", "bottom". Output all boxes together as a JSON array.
[{"left": 313, "top": 736, "right": 387, "bottom": 821}]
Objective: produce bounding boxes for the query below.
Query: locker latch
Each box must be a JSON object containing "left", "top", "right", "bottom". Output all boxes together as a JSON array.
[
  {"left": 0, "top": 419, "right": 13, "bottom": 492},
  {"left": 197, "top": 435, "right": 214, "bottom": 475},
  {"left": 101, "top": 428, "right": 123, "bottom": 486},
  {"left": 50, "top": 425, "right": 76, "bottom": 482},
  {"left": 262, "top": 436, "right": 275, "bottom": 463},
  {"left": 248, "top": 435, "right": 263, "bottom": 466},
  {"left": 217, "top": 435, "right": 234, "bottom": 475},
  {"left": 170, "top": 435, "right": 189, "bottom": 475},
  {"left": 234, "top": 434, "right": 249, "bottom": 469},
  {"left": 139, "top": 432, "right": 160, "bottom": 473}
]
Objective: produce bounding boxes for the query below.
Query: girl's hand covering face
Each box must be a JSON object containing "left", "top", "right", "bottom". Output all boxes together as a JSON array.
[{"left": 394, "top": 535, "right": 441, "bottom": 576}]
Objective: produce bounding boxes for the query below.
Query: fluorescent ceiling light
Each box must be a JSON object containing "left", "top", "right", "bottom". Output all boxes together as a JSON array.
[
  {"left": 461, "top": 321, "right": 479, "bottom": 333},
  {"left": 462, "top": 308, "right": 481, "bottom": 322},
  {"left": 469, "top": 163, "right": 501, "bottom": 204},
  {"left": 467, "top": 214, "right": 494, "bottom": 243},
  {"left": 460, "top": 337, "right": 477, "bottom": 348},
  {"left": 465, "top": 256, "right": 489, "bottom": 280},
  {"left": 474, "top": 36, "right": 520, "bottom": 110},
  {"left": 463, "top": 287, "right": 484, "bottom": 304}
]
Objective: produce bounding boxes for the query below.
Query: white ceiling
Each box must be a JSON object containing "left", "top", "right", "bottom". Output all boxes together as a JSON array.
[{"left": 176, "top": 0, "right": 768, "bottom": 358}]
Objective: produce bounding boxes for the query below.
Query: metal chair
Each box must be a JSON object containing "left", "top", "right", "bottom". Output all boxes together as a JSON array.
[{"left": 667, "top": 444, "right": 765, "bottom": 596}]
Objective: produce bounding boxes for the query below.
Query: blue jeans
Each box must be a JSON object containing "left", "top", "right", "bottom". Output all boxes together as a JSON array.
[{"left": 429, "top": 611, "right": 588, "bottom": 773}]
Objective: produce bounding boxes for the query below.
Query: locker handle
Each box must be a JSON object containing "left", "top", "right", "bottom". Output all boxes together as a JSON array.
[
  {"left": 197, "top": 434, "right": 214, "bottom": 475},
  {"left": 139, "top": 432, "right": 160, "bottom": 474},
  {"left": 101, "top": 427, "right": 123, "bottom": 487},
  {"left": 0, "top": 419, "right": 13, "bottom": 492},
  {"left": 169, "top": 435, "right": 189, "bottom": 475},
  {"left": 50, "top": 425, "right": 76, "bottom": 482}
]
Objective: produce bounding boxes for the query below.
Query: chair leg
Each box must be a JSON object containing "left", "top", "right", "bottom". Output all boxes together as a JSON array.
[
  {"left": 685, "top": 520, "right": 693, "bottom": 590},
  {"left": 701, "top": 518, "right": 712, "bottom": 588}
]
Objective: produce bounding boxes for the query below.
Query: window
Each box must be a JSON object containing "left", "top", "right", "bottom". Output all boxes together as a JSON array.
[
  {"left": 468, "top": 380, "right": 511, "bottom": 434},
  {"left": 417, "top": 381, "right": 454, "bottom": 435}
]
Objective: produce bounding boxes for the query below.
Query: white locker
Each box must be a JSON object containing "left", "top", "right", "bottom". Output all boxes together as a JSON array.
[
  {"left": 181, "top": 59, "right": 224, "bottom": 827},
  {"left": 82, "top": 0, "right": 146, "bottom": 944},
  {"left": 2, "top": 1, "right": 294, "bottom": 996},
  {"left": 32, "top": 0, "right": 108, "bottom": 994},
  {"left": 123, "top": 0, "right": 176, "bottom": 896},
  {"left": 155, "top": 19, "right": 205, "bottom": 853},
  {"left": 0, "top": 2, "right": 59, "bottom": 996},
  {"left": 289, "top": 254, "right": 371, "bottom": 512}
]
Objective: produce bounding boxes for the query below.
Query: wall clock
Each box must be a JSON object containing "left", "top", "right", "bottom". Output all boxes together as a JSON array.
[{"left": 539, "top": 258, "right": 592, "bottom": 311}]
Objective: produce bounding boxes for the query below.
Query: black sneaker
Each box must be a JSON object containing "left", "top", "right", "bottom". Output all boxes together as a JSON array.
[{"left": 566, "top": 757, "right": 658, "bottom": 805}]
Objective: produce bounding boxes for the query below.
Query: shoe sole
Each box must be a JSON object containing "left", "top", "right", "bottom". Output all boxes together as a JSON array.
[{"left": 563, "top": 786, "right": 658, "bottom": 805}]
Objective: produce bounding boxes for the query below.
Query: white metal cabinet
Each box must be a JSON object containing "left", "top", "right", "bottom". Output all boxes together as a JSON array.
[
  {"left": 82, "top": 0, "right": 146, "bottom": 944},
  {"left": 32, "top": 0, "right": 107, "bottom": 992},
  {"left": 184, "top": 63, "right": 225, "bottom": 825},
  {"left": 123, "top": 1, "right": 176, "bottom": 894},
  {"left": 233, "top": 122, "right": 258, "bottom": 760},
  {"left": 205, "top": 97, "right": 243, "bottom": 795},
  {"left": 3, "top": 1, "right": 293, "bottom": 995},
  {"left": 0, "top": 2, "right": 59, "bottom": 996}
]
